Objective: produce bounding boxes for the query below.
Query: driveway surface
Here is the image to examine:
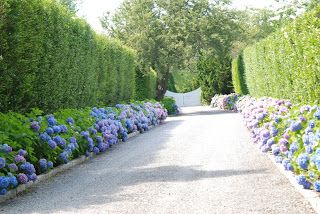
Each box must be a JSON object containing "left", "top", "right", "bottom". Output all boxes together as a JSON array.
[{"left": 0, "top": 106, "right": 315, "bottom": 214}]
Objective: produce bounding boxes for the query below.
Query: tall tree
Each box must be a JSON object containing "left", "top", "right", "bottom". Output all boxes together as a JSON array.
[{"left": 101, "top": 0, "right": 239, "bottom": 99}]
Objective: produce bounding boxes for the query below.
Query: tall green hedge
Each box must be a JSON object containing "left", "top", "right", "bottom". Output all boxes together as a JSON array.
[
  {"left": 198, "top": 54, "right": 233, "bottom": 104},
  {"left": 135, "top": 68, "right": 157, "bottom": 100},
  {"left": 0, "top": 0, "right": 136, "bottom": 113},
  {"left": 231, "top": 53, "right": 248, "bottom": 95},
  {"left": 242, "top": 7, "right": 320, "bottom": 104}
]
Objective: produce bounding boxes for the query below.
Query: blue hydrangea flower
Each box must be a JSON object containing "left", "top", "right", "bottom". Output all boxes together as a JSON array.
[
  {"left": 66, "top": 117, "right": 74, "bottom": 124},
  {"left": 296, "top": 153, "right": 309, "bottom": 170},
  {"left": 47, "top": 116, "right": 57, "bottom": 126},
  {"left": 46, "top": 127, "right": 54, "bottom": 135},
  {"left": 53, "top": 125, "right": 61, "bottom": 133},
  {"left": 69, "top": 137, "right": 77, "bottom": 144},
  {"left": 9, "top": 176, "right": 18, "bottom": 187},
  {"left": 0, "top": 157, "right": 6, "bottom": 169},
  {"left": 47, "top": 161, "right": 53, "bottom": 169},
  {"left": 39, "top": 159, "right": 47, "bottom": 171},
  {"left": 8, "top": 163, "right": 18, "bottom": 172},
  {"left": 93, "top": 147, "right": 100, "bottom": 155},
  {"left": 275, "top": 156, "right": 283, "bottom": 163},
  {"left": 296, "top": 175, "right": 307, "bottom": 185},
  {"left": 314, "top": 181, "right": 320, "bottom": 192},
  {"left": 18, "top": 149, "right": 27, "bottom": 157},
  {"left": 27, "top": 173, "right": 37, "bottom": 182},
  {"left": 0, "top": 176, "right": 9, "bottom": 189},
  {"left": 0, "top": 189, "right": 7, "bottom": 195},
  {"left": 48, "top": 140, "right": 57, "bottom": 149},
  {"left": 40, "top": 133, "right": 51, "bottom": 142},
  {"left": 60, "top": 125, "right": 68, "bottom": 133},
  {"left": 291, "top": 121, "right": 302, "bottom": 132},
  {"left": 272, "top": 145, "right": 280, "bottom": 156}
]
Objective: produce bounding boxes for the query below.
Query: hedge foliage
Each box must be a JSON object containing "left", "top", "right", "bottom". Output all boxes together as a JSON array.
[
  {"left": 231, "top": 54, "right": 248, "bottom": 95},
  {"left": 0, "top": 0, "right": 137, "bottom": 113},
  {"left": 135, "top": 68, "right": 157, "bottom": 100},
  {"left": 198, "top": 54, "right": 233, "bottom": 104},
  {"left": 242, "top": 7, "right": 320, "bottom": 104}
]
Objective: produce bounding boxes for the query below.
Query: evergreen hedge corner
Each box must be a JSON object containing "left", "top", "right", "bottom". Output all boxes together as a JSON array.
[
  {"left": 0, "top": 0, "right": 137, "bottom": 113},
  {"left": 231, "top": 53, "right": 248, "bottom": 95},
  {"left": 242, "top": 6, "right": 320, "bottom": 104}
]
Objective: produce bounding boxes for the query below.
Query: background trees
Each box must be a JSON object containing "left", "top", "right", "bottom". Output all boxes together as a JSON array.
[{"left": 101, "top": 0, "right": 241, "bottom": 101}]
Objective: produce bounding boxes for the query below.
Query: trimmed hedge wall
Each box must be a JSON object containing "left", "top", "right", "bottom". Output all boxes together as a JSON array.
[
  {"left": 135, "top": 68, "right": 157, "bottom": 100},
  {"left": 231, "top": 54, "right": 248, "bottom": 95},
  {"left": 241, "top": 7, "right": 320, "bottom": 104},
  {"left": 0, "top": 0, "right": 136, "bottom": 113}
]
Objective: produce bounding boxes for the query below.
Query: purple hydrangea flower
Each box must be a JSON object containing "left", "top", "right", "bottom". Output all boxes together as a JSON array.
[
  {"left": 14, "top": 155, "right": 26, "bottom": 163},
  {"left": 30, "top": 121, "right": 40, "bottom": 132},
  {"left": 0, "top": 157, "right": 5, "bottom": 169},
  {"left": 17, "top": 173, "right": 28, "bottom": 184}
]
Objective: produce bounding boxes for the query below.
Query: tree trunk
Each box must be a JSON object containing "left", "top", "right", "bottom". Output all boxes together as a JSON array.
[{"left": 156, "top": 72, "right": 169, "bottom": 100}]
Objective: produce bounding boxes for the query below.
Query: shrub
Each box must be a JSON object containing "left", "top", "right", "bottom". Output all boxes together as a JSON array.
[
  {"left": 161, "top": 97, "right": 179, "bottom": 115},
  {"left": 0, "top": 0, "right": 136, "bottom": 113},
  {"left": 0, "top": 101, "right": 167, "bottom": 195},
  {"left": 231, "top": 54, "right": 248, "bottom": 95},
  {"left": 242, "top": 7, "right": 320, "bottom": 104}
]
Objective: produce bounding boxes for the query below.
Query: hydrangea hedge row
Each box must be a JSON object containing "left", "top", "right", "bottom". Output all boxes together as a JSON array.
[
  {"left": 0, "top": 102, "right": 167, "bottom": 196},
  {"left": 233, "top": 6, "right": 320, "bottom": 104},
  {"left": 213, "top": 94, "right": 320, "bottom": 192}
]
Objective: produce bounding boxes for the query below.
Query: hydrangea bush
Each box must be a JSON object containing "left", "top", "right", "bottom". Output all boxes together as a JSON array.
[
  {"left": 214, "top": 94, "right": 320, "bottom": 192},
  {"left": 0, "top": 102, "right": 167, "bottom": 195},
  {"left": 211, "top": 94, "right": 239, "bottom": 111}
]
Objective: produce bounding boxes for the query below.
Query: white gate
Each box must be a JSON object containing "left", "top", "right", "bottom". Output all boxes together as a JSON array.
[{"left": 165, "top": 88, "right": 201, "bottom": 107}]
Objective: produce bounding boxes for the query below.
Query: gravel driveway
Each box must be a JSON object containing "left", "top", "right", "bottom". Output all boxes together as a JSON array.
[{"left": 0, "top": 106, "right": 315, "bottom": 214}]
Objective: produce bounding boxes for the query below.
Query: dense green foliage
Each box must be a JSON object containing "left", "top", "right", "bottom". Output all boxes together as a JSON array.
[
  {"left": 102, "top": 0, "right": 241, "bottom": 100},
  {"left": 242, "top": 6, "right": 320, "bottom": 104},
  {"left": 198, "top": 54, "right": 233, "bottom": 104},
  {"left": 161, "top": 97, "right": 178, "bottom": 115},
  {"left": 167, "top": 70, "right": 199, "bottom": 93},
  {"left": 135, "top": 68, "right": 157, "bottom": 100},
  {"left": 0, "top": 0, "right": 136, "bottom": 113},
  {"left": 231, "top": 54, "right": 248, "bottom": 95}
]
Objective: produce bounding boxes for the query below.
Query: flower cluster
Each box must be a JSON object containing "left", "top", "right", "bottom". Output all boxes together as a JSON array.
[
  {"left": 211, "top": 94, "right": 239, "bottom": 111},
  {"left": 214, "top": 94, "right": 320, "bottom": 192},
  {"left": 0, "top": 101, "right": 167, "bottom": 195}
]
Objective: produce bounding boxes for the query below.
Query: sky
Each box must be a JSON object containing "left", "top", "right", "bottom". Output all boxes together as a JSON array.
[{"left": 78, "top": 0, "right": 281, "bottom": 32}]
